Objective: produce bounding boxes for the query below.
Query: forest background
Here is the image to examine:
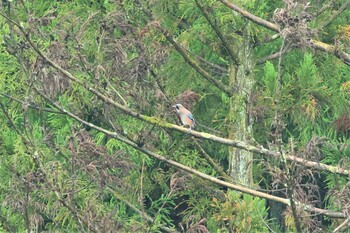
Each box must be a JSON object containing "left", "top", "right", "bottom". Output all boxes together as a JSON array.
[{"left": 0, "top": 0, "right": 350, "bottom": 232}]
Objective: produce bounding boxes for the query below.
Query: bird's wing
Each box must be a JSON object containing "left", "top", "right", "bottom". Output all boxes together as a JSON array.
[{"left": 187, "top": 113, "right": 195, "bottom": 125}]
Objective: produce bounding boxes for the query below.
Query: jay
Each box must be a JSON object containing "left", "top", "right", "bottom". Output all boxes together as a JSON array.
[{"left": 172, "top": 104, "right": 196, "bottom": 130}]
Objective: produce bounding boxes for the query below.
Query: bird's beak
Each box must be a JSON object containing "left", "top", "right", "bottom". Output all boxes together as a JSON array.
[{"left": 172, "top": 105, "right": 176, "bottom": 108}]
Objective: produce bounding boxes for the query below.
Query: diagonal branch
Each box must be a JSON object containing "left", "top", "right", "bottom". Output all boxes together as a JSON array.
[
  {"left": 0, "top": 92, "right": 63, "bottom": 114},
  {"left": 257, "top": 47, "right": 292, "bottom": 65},
  {"left": 106, "top": 187, "right": 175, "bottom": 233},
  {"left": 134, "top": 2, "right": 233, "bottom": 95},
  {"left": 317, "top": 0, "right": 350, "bottom": 29},
  {"left": 218, "top": 0, "right": 350, "bottom": 66},
  {"left": 35, "top": 89, "right": 347, "bottom": 219},
  {"left": 219, "top": 0, "right": 279, "bottom": 31},
  {"left": 3, "top": 13, "right": 350, "bottom": 176},
  {"left": 195, "top": 0, "right": 240, "bottom": 64},
  {"left": 156, "top": 24, "right": 233, "bottom": 95},
  {"left": 192, "top": 137, "right": 233, "bottom": 182}
]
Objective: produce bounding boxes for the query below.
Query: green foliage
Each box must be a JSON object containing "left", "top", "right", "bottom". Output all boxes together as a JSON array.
[
  {"left": 0, "top": 0, "right": 349, "bottom": 231},
  {"left": 209, "top": 192, "right": 269, "bottom": 232},
  {"left": 263, "top": 61, "right": 278, "bottom": 98}
]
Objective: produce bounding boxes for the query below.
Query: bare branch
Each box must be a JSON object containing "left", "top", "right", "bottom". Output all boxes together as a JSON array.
[
  {"left": 195, "top": 0, "right": 240, "bottom": 64},
  {"left": 218, "top": 0, "right": 350, "bottom": 66},
  {"left": 333, "top": 217, "right": 350, "bottom": 232},
  {"left": 192, "top": 137, "right": 233, "bottom": 182},
  {"left": 106, "top": 187, "right": 176, "bottom": 233},
  {"left": 3, "top": 12, "right": 350, "bottom": 176},
  {"left": 257, "top": 47, "right": 292, "bottom": 65},
  {"left": 156, "top": 24, "right": 233, "bottom": 95},
  {"left": 0, "top": 92, "right": 63, "bottom": 114},
  {"left": 35, "top": 89, "right": 348, "bottom": 219},
  {"left": 219, "top": 0, "right": 279, "bottom": 31},
  {"left": 318, "top": 0, "right": 350, "bottom": 29}
]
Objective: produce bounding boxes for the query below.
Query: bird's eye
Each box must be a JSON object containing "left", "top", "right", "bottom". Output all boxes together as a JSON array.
[{"left": 176, "top": 105, "right": 179, "bottom": 110}]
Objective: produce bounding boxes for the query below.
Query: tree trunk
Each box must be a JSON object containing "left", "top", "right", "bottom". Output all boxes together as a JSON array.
[{"left": 228, "top": 38, "right": 254, "bottom": 186}]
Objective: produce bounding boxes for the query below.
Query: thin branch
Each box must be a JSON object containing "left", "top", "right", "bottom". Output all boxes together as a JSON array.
[
  {"left": 193, "top": 53, "right": 228, "bottom": 75},
  {"left": 135, "top": 2, "right": 233, "bottom": 95},
  {"left": 315, "top": 0, "right": 338, "bottom": 17},
  {"left": 218, "top": 0, "right": 350, "bottom": 66},
  {"left": 317, "top": 0, "right": 350, "bottom": 29},
  {"left": 257, "top": 47, "right": 292, "bottom": 65},
  {"left": 36, "top": 89, "right": 348, "bottom": 219},
  {"left": 192, "top": 137, "right": 233, "bottom": 182},
  {"left": 158, "top": 25, "right": 233, "bottom": 95},
  {"left": 219, "top": 0, "right": 279, "bottom": 31},
  {"left": 195, "top": 0, "right": 240, "bottom": 64},
  {"left": 106, "top": 187, "right": 176, "bottom": 233},
  {"left": 333, "top": 217, "right": 350, "bottom": 233},
  {"left": 3, "top": 13, "right": 350, "bottom": 176},
  {"left": 0, "top": 92, "right": 63, "bottom": 114}
]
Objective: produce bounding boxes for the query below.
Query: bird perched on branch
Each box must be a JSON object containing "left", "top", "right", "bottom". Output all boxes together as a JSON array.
[{"left": 172, "top": 104, "right": 196, "bottom": 130}]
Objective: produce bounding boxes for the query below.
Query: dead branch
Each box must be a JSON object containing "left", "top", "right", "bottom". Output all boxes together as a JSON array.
[{"left": 218, "top": 0, "right": 350, "bottom": 66}]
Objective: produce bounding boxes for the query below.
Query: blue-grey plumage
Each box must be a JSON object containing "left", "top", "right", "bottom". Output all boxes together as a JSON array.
[{"left": 172, "top": 104, "right": 196, "bottom": 130}]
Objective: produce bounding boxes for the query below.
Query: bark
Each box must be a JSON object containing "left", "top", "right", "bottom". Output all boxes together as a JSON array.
[{"left": 228, "top": 36, "right": 254, "bottom": 186}]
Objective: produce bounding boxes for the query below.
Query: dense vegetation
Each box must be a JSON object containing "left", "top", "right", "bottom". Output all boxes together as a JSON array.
[{"left": 0, "top": 0, "right": 349, "bottom": 232}]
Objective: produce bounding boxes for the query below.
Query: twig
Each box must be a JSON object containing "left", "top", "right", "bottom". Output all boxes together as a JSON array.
[
  {"left": 192, "top": 137, "right": 233, "bottom": 182},
  {"left": 0, "top": 92, "right": 63, "bottom": 114},
  {"left": 136, "top": 2, "right": 233, "bottom": 95},
  {"left": 318, "top": 0, "right": 350, "bottom": 29},
  {"left": 106, "top": 187, "right": 176, "bottom": 233},
  {"left": 257, "top": 47, "right": 292, "bottom": 65},
  {"left": 195, "top": 0, "right": 240, "bottom": 64},
  {"left": 217, "top": 0, "right": 350, "bottom": 66},
  {"left": 333, "top": 217, "right": 350, "bottom": 232}
]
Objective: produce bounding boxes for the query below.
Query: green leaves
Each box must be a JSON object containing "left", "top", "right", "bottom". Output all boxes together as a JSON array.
[{"left": 263, "top": 61, "right": 277, "bottom": 98}]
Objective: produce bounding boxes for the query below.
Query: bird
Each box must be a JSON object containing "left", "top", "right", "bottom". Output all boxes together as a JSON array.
[{"left": 172, "top": 104, "right": 196, "bottom": 130}]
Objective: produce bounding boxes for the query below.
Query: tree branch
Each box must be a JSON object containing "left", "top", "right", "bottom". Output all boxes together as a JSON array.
[
  {"left": 35, "top": 89, "right": 347, "bottom": 219},
  {"left": 219, "top": 0, "right": 279, "bottom": 31},
  {"left": 218, "top": 0, "right": 350, "bottom": 66},
  {"left": 192, "top": 137, "right": 233, "bottom": 182},
  {"left": 156, "top": 24, "right": 233, "bottom": 95},
  {"left": 0, "top": 92, "right": 63, "bottom": 114},
  {"left": 195, "top": 0, "right": 240, "bottom": 64},
  {"left": 106, "top": 187, "right": 176, "bottom": 233},
  {"left": 134, "top": 2, "right": 233, "bottom": 95},
  {"left": 4, "top": 13, "right": 350, "bottom": 177},
  {"left": 317, "top": 0, "right": 350, "bottom": 29},
  {"left": 333, "top": 217, "right": 350, "bottom": 233},
  {"left": 257, "top": 47, "right": 292, "bottom": 65}
]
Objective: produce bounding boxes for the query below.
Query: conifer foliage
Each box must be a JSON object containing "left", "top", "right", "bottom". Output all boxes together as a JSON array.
[{"left": 0, "top": 0, "right": 349, "bottom": 232}]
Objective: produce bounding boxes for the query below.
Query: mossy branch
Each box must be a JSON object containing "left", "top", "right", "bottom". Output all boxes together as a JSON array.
[
  {"left": 35, "top": 89, "right": 347, "bottom": 219},
  {"left": 2, "top": 12, "right": 349, "bottom": 177},
  {"left": 218, "top": 0, "right": 350, "bottom": 66}
]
